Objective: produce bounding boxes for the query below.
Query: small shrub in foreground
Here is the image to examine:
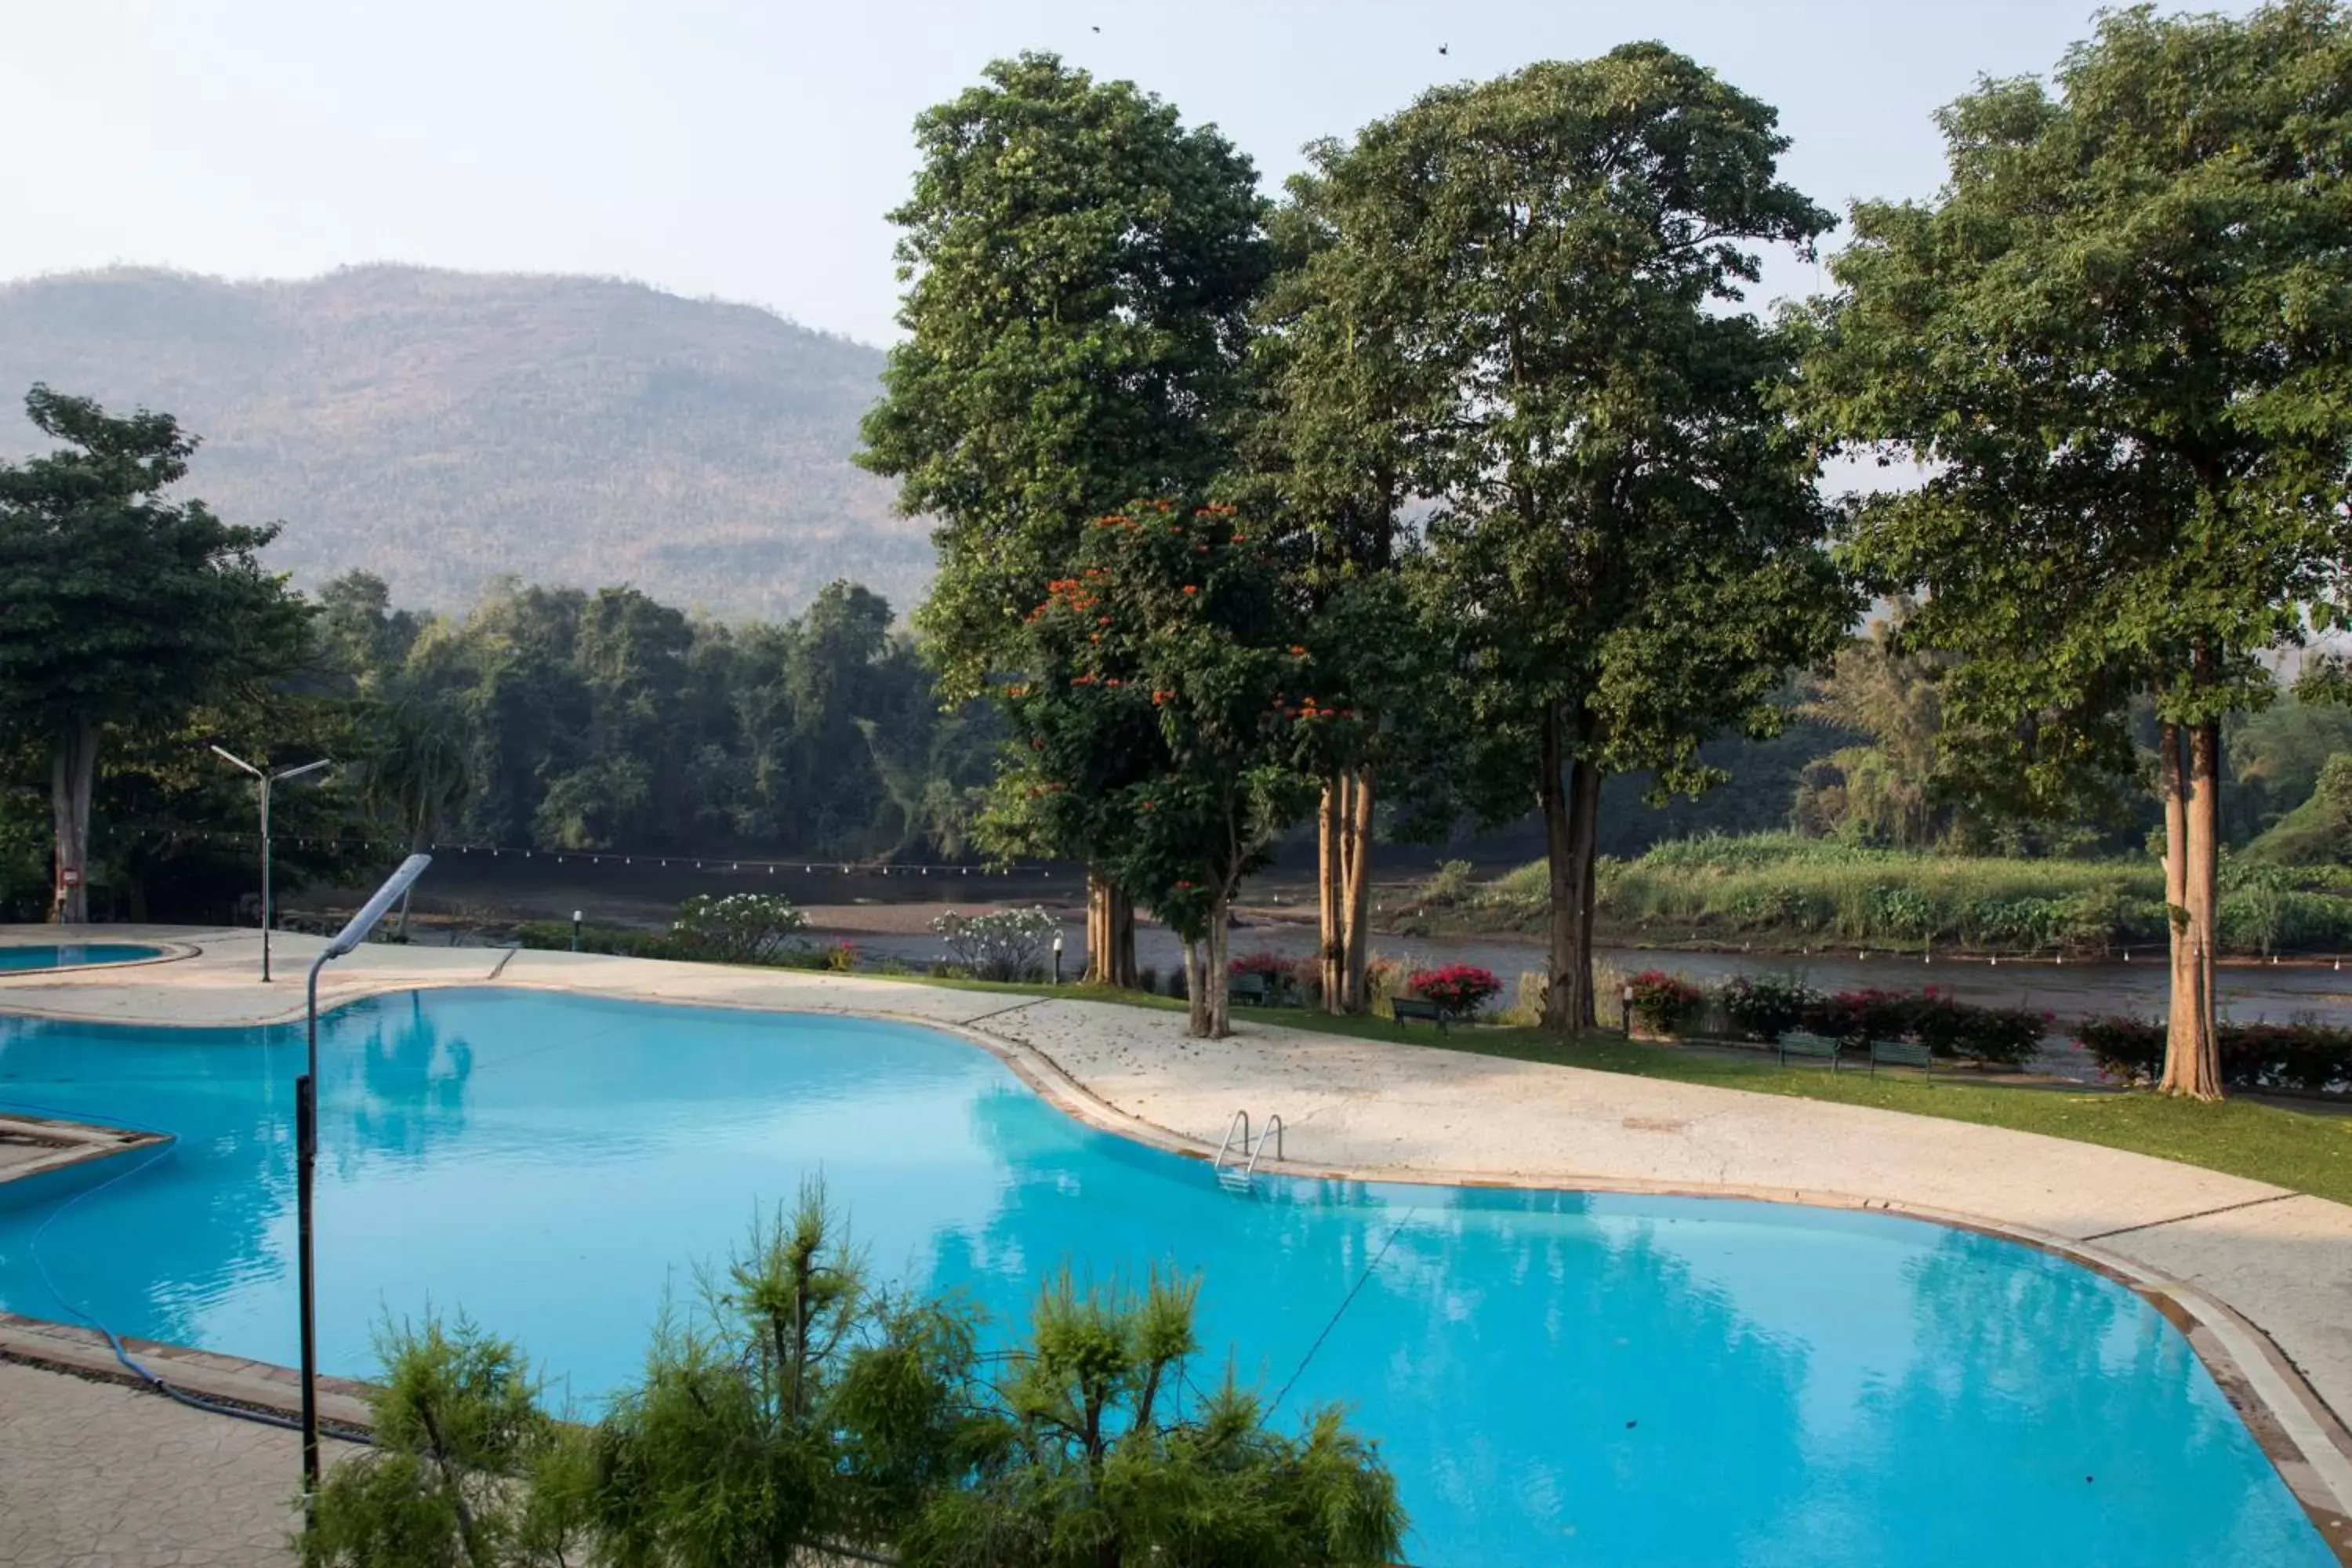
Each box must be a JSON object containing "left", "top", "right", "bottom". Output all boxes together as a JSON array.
[
  {"left": 1408, "top": 964, "right": 1503, "bottom": 1020},
  {"left": 1626, "top": 971, "right": 1706, "bottom": 1035},
  {"left": 308, "top": 1192, "right": 1410, "bottom": 1568}
]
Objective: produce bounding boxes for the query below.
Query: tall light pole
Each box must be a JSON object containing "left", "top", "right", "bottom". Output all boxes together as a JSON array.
[
  {"left": 298, "top": 852, "right": 430, "bottom": 1513},
  {"left": 211, "top": 748, "right": 332, "bottom": 982}
]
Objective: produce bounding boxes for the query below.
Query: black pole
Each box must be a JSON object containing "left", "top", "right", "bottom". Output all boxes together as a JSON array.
[
  {"left": 298, "top": 949, "right": 328, "bottom": 1510},
  {"left": 260, "top": 779, "right": 274, "bottom": 983}
]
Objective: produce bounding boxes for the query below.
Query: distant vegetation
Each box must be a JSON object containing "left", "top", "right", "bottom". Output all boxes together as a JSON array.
[
  {"left": 1428, "top": 833, "right": 2352, "bottom": 958},
  {"left": 0, "top": 266, "right": 925, "bottom": 619}
]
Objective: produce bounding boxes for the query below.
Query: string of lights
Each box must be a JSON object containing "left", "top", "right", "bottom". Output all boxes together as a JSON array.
[{"left": 85, "top": 822, "right": 1063, "bottom": 880}]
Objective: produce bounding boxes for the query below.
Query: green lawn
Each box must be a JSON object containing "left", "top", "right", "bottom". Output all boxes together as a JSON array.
[{"left": 895, "top": 973, "right": 2352, "bottom": 1207}]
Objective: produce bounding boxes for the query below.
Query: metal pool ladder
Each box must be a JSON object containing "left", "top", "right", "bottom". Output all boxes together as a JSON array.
[{"left": 1212, "top": 1110, "right": 1283, "bottom": 1190}]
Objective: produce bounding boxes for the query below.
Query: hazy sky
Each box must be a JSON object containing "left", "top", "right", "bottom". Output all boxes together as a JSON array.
[{"left": 0, "top": 0, "right": 2252, "bottom": 347}]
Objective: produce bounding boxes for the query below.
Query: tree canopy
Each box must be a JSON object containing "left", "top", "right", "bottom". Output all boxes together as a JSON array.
[
  {"left": 1317, "top": 47, "right": 1850, "bottom": 1028},
  {"left": 1791, "top": 0, "right": 2352, "bottom": 1094},
  {"left": 0, "top": 386, "right": 310, "bottom": 920}
]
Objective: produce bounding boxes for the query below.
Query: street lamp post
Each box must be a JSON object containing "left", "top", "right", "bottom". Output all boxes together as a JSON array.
[
  {"left": 1052, "top": 931, "right": 1063, "bottom": 985},
  {"left": 297, "top": 853, "right": 431, "bottom": 1514},
  {"left": 211, "top": 748, "right": 332, "bottom": 982}
]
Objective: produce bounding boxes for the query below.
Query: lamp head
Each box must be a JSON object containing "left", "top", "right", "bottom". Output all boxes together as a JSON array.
[
  {"left": 210, "top": 744, "right": 263, "bottom": 779},
  {"left": 325, "top": 855, "right": 431, "bottom": 957}
]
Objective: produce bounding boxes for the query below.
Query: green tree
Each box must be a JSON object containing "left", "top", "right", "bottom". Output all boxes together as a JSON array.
[
  {"left": 1790, "top": 1, "right": 2352, "bottom": 1098},
  {"left": 1325, "top": 50, "right": 1847, "bottom": 1030},
  {"left": 1792, "top": 610, "right": 1947, "bottom": 848},
  {"left": 1244, "top": 165, "right": 1451, "bottom": 1015},
  {"left": 353, "top": 695, "right": 472, "bottom": 936},
  {"left": 858, "top": 53, "right": 1272, "bottom": 986},
  {"left": 301, "top": 1315, "right": 594, "bottom": 1568},
  {"left": 0, "top": 387, "right": 310, "bottom": 922},
  {"left": 900, "top": 1271, "right": 1405, "bottom": 1568},
  {"left": 987, "top": 501, "right": 1318, "bottom": 1036},
  {"left": 2223, "top": 690, "right": 2352, "bottom": 845}
]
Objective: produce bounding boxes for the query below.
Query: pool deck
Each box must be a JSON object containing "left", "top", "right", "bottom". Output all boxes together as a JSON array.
[{"left": 3, "top": 924, "right": 2351, "bottom": 1563}]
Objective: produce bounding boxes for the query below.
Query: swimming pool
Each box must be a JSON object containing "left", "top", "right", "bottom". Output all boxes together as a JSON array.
[
  {"left": 0, "top": 942, "right": 165, "bottom": 972},
  {"left": 0, "top": 988, "right": 2328, "bottom": 1566}
]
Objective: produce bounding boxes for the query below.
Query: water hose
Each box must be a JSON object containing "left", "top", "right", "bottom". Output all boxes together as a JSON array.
[{"left": 2, "top": 1094, "right": 365, "bottom": 1441}]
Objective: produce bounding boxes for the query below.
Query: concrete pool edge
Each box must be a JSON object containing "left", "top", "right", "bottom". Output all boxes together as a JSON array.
[
  {"left": 2, "top": 939, "right": 2349, "bottom": 1548},
  {"left": 0, "top": 936, "right": 198, "bottom": 976}
]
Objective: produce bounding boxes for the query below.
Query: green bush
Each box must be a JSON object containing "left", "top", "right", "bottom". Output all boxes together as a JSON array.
[
  {"left": 670, "top": 892, "right": 811, "bottom": 964},
  {"left": 1719, "top": 975, "right": 1820, "bottom": 1042},
  {"left": 2075, "top": 1016, "right": 2352, "bottom": 1093},
  {"left": 309, "top": 1195, "right": 1408, "bottom": 1568},
  {"left": 1494, "top": 833, "right": 2352, "bottom": 957},
  {"left": 1417, "top": 858, "right": 1477, "bottom": 906},
  {"left": 931, "top": 906, "right": 1058, "bottom": 982},
  {"left": 1626, "top": 970, "right": 1707, "bottom": 1034},
  {"left": 514, "top": 920, "right": 675, "bottom": 959}
]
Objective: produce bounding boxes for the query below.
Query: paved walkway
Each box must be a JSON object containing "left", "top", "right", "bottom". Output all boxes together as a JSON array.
[
  {"left": 3, "top": 924, "right": 2350, "bottom": 1555},
  {"left": 0, "top": 1359, "right": 354, "bottom": 1567}
]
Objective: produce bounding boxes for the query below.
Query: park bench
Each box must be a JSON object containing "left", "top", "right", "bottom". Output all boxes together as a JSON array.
[
  {"left": 1391, "top": 996, "right": 1450, "bottom": 1033},
  {"left": 1229, "top": 972, "right": 1272, "bottom": 1007},
  {"left": 1775, "top": 1029, "right": 1842, "bottom": 1070},
  {"left": 1868, "top": 1037, "right": 1935, "bottom": 1080}
]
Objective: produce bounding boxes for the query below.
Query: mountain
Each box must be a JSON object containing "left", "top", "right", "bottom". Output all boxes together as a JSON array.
[{"left": 0, "top": 266, "right": 927, "bottom": 621}]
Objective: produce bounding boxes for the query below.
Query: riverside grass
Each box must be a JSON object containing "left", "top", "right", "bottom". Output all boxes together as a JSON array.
[{"left": 1462, "top": 832, "right": 2352, "bottom": 956}]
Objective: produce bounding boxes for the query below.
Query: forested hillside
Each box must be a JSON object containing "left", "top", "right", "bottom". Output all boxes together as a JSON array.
[{"left": 0, "top": 267, "right": 922, "bottom": 619}]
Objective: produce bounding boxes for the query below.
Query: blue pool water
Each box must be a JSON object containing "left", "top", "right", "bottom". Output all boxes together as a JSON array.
[
  {"left": 0, "top": 989, "right": 2327, "bottom": 1566},
  {"left": 0, "top": 942, "right": 162, "bottom": 971}
]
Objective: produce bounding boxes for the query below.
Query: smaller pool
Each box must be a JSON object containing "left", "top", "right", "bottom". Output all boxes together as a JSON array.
[{"left": 0, "top": 944, "right": 165, "bottom": 972}]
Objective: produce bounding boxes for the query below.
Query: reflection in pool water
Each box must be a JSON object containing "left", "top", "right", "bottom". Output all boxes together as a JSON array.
[
  {"left": 0, "top": 943, "right": 164, "bottom": 972},
  {"left": 0, "top": 989, "right": 2328, "bottom": 1566}
]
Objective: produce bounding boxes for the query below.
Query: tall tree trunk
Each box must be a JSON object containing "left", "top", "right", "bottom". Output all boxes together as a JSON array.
[
  {"left": 1560, "top": 751, "right": 1604, "bottom": 1032},
  {"left": 1186, "top": 888, "right": 1232, "bottom": 1040},
  {"left": 49, "top": 717, "right": 99, "bottom": 925},
  {"left": 1317, "top": 776, "right": 1343, "bottom": 1012},
  {"left": 1108, "top": 882, "right": 1136, "bottom": 988},
  {"left": 2158, "top": 722, "right": 2195, "bottom": 1084},
  {"left": 1538, "top": 705, "right": 1577, "bottom": 1031},
  {"left": 1317, "top": 768, "right": 1377, "bottom": 1014},
  {"left": 1082, "top": 867, "right": 1137, "bottom": 987},
  {"left": 1538, "top": 705, "right": 1605, "bottom": 1033},
  {"left": 2166, "top": 720, "right": 2225, "bottom": 1099},
  {"left": 1341, "top": 767, "right": 1375, "bottom": 1014}
]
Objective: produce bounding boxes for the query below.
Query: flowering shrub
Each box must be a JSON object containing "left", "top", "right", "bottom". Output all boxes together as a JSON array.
[
  {"left": 1918, "top": 1000, "right": 2048, "bottom": 1066},
  {"left": 670, "top": 893, "right": 810, "bottom": 964},
  {"left": 1408, "top": 964, "right": 1503, "bottom": 1020},
  {"left": 932, "top": 906, "right": 1059, "bottom": 982},
  {"left": 2076, "top": 1016, "right": 2352, "bottom": 1093},
  {"left": 1719, "top": 975, "right": 1820, "bottom": 1042},
  {"left": 818, "top": 940, "right": 858, "bottom": 973},
  {"left": 1809, "top": 988, "right": 1923, "bottom": 1047},
  {"left": 1626, "top": 971, "right": 1706, "bottom": 1035}
]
